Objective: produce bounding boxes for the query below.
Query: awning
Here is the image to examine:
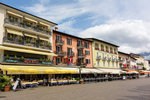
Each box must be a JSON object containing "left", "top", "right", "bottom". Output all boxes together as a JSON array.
[
  {"left": 25, "top": 17, "right": 37, "bottom": 23},
  {"left": 40, "top": 22, "right": 50, "bottom": 27},
  {"left": 7, "top": 29, "right": 23, "bottom": 36},
  {"left": 98, "top": 69, "right": 122, "bottom": 74},
  {"left": 7, "top": 11, "right": 22, "bottom": 18},
  {"left": 40, "top": 37, "right": 50, "bottom": 42},
  {"left": 0, "top": 65, "right": 78, "bottom": 74},
  {"left": 140, "top": 70, "right": 150, "bottom": 73},
  {"left": 0, "top": 46, "right": 57, "bottom": 56},
  {"left": 123, "top": 69, "right": 139, "bottom": 74},
  {"left": 25, "top": 33, "right": 37, "bottom": 39}
]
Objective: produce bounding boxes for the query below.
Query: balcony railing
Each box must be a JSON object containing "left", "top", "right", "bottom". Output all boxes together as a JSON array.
[
  {"left": 126, "top": 61, "right": 130, "bottom": 64},
  {"left": 4, "top": 18, "right": 51, "bottom": 36},
  {"left": 78, "top": 53, "right": 86, "bottom": 58},
  {"left": 96, "top": 56, "right": 101, "bottom": 60},
  {"left": 77, "top": 44, "right": 85, "bottom": 49},
  {"left": 3, "top": 56, "right": 53, "bottom": 65},
  {"left": 95, "top": 48, "right": 99, "bottom": 50},
  {"left": 55, "top": 51, "right": 66, "bottom": 56},
  {"left": 112, "top": 58, "right": 116, "bottom": 62},
  {"left": 107, "top": 57, "right": 111, "bottom": 61},
  {"left": 67, "top": 52, "right": 74, "bottom": 57},
  {"left": 55, "top": 39, "right": 64, "bottom": 46},
  {"left": 3, "top": 36, "right": 52, "bottom": 50},
  {"left": 102, "top": 57, "right": 107, "bottom": 61}
]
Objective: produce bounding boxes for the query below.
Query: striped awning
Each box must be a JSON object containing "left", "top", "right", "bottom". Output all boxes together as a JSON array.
[
  {"left": 7, "top": 29, "right": 23, "bottom": 36},
  {"left": 0, "top": 65, "right": 78, "bottom": 74}
]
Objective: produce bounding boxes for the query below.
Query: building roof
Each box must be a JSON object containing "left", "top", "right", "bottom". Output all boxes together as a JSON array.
[
  {"left": 86, "top": 38, "right": 119, "bottom": 47},
  {"left": 0, "top": 2, "right": 57, "bottom": 26},
  {"left": 53, "top": 30, "right": 92, "bottom": 42},
  {"left": 118, "top": 51, "right": 130, "bottom": 56}
]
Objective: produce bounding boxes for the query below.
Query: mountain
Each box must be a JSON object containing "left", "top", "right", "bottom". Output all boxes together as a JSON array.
[{"left": 138, "top": 52, "right": 150, "bottom": 60}]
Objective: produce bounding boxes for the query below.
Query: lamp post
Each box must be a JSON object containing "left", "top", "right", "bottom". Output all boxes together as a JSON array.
[{"left": 78, "top": 63, "right": 84, "bottom": 84}]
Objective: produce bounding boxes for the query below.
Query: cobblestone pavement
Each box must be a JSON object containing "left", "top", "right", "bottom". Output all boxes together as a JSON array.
[{"left": 1, "top": 78, "right": 150, "bottom": 100}]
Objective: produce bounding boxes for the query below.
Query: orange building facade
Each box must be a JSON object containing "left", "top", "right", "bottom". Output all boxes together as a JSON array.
[{"left": 53, "top": 30, "right": 93, "bottom": 68}]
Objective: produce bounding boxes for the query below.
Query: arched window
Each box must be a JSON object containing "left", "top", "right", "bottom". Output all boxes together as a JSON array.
[{"left": 101, "top": 45, "right": 104, "bottom": 51}]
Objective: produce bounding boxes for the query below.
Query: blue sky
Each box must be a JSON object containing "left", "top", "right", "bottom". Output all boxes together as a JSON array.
[{"left": 1, "top": 0, "right": 150, "bottom": 59}]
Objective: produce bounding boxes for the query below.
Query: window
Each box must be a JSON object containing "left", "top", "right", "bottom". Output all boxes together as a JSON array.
[
  {"left": 77, "top": 40, "right": 82, "bottom": 46},
  {"left": 85, "top": 50, "right": 90, "bottom": 55},
  {"left": 84, "top": 41, "right": 89, "bottom": 48},
  {"left": 95, "top": 43, "right": 99, "bottom": 50},
  {"left": 67, "top": 48, "right": 72, "bottom": 54},
  {"left": 67, "top": 38, "right": 72, "bottom": 45},
  {"left": 101, "top": 45, "right": 104, "bottom": 51},
  {"left": 56, "top": 35, "right": 61, "bottom": 42},
  {"left": 86, "top": 59, "right": 90, "bottom": 64}
]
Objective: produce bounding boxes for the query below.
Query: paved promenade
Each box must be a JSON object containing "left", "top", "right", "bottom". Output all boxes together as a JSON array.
[{"left": 1, "top": 78, "right": 150, "bottom": 100}]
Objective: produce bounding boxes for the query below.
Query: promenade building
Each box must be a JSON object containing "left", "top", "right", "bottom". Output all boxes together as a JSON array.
[
  {"left": 0, "top": 3, "right": 78, "bottom": 79},
  {"left": 53, "top": 29, "right": 93, "bottom": 68},
  {"left": 130, "top": 53, "right": 145, "bottom": 70},
  {"left": 87, "top": 38, "right": 121, "bottom": 73},
  {"left": 118, "top": 52, "right": 137, "bottom": 70}
]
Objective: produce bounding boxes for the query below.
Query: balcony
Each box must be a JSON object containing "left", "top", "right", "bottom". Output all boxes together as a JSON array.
[
  {"left": 96, "top": 56, "right": 101, "bottom": 60},
  {"left": 77, "top": 44, "right": 85, "bottom": 49},
  {"left": 55, "top": 39, "right": 64, "bottom": 46},
  {"left": 107, "top": 57, "right": 111, "bottom": 61},
  {"left": 67, "top": 52, "right": 75, "bottom": 57},
  {"left": 115, "top": 59, "right": 119, "bottom": 62},
  {"left": 78, "top": 53, "right": 86, "bottom": 58},
  {"left": 101, "top": 49, "right": 105, "bottom": 51},
  {"left": 102, "top": 57, "right": 107, "bottom": 61},
  {"left": 3, "top": 36, "right": 52, "bottom": 50},
  {"left": 3, "top": 56, "right": 53, "bottom": 65},
  {"left": 4, "top": 18, "right": 51, "bottom": 36},
  {"left": 112, "top": 58, "right": 116, "bottom": 62},
  {"left": 95, "top": 48, "right": 99, "bottom": 50},
  {"left": 119, "top": 59, "right": 125, "bottom": 62},
  {"left": 55, "top": 51, "right": 66, "bottom": 56},
  {"left": 126, "top": 60, "right": 130, "bottom": 64}
]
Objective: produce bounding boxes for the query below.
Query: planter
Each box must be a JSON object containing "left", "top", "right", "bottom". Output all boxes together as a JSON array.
[
  {"left": 4, "top": 85, "right": 11, "bottom": 92},
  {"left": 79, "top": 79, "right": 84, "bottom": 84}
]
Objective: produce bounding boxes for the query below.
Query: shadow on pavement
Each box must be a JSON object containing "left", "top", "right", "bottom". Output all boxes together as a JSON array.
[{"left": 0, "top": 96, "right": 6, "bottom": 98}]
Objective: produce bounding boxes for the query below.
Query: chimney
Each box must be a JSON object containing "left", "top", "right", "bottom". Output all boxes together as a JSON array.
[{"left": 55, "top": 27, "right": 58, "bottom": 31}]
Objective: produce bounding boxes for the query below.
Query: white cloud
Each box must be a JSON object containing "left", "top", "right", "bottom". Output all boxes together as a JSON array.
[
  {"left": 79, "top": 19, "right": 150, "bottom": 54},
  {"left": 58, "top": 20, "right": 81, "bottom": 35}
]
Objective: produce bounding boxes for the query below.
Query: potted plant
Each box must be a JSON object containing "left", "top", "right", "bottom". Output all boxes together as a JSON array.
[
  {"left": 14, "top": 55, "right": 17, "bottom": 60},
  {"left": 20, "top": 20, "right": 25, "bottom": 25},
  {"left": 10, "top": 17, "right": 14, "bottom": 22},
  {"left": 33, "top": 24, "right": 37, "bottom": 29},
  {"left": 21, "top": 56, "right": 24, "bottom": 61},
  {"left": 19, "top": 37, "right": 23, "bottom": 44},
  {"left": 39, "top": 58, "right": 43, "bottom": 63},
  {"left": 40, "top": 42, "right": 44, "bottom": 48},
  {"left": 0, "top": 75, "right": 12, "bottom": 92},
  {"left": 5, "top": 54, "right": 9, "bottom": 60},
  {"left": 9, "top": 35, "right": 13, "bottom": 41},
  {"left": 40, "top": 26, "right": 43, "bottom": 31},
  {"left": 26, "top": 38, "right": 31, "bottom": 46},
  {"left": 33, "top": 40, "right": 36, "bottom": 46}
]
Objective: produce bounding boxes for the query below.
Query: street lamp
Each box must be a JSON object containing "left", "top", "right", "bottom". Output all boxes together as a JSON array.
[{"left": 78, "top": 63, "right": 84, "bottom": 84}]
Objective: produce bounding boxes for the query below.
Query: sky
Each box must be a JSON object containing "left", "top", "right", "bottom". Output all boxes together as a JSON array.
[{"left": 1, "top": 0, "right": 150, "bottom": 59}]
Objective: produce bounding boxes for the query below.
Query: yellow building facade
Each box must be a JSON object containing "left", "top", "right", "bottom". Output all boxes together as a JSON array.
[{"left": 88, "top": 38, "right": 119, "bottom": 69}]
